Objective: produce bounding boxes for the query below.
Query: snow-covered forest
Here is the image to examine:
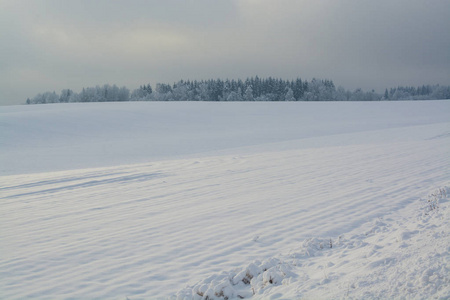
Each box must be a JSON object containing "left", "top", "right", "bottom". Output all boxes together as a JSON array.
[{"left": 26, "top": 77, "right": 450, "bottom": 104}]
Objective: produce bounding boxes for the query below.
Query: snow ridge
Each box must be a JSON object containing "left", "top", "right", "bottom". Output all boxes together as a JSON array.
[{"left": 174, "top": 186, "right": 450, "bottom": 300}]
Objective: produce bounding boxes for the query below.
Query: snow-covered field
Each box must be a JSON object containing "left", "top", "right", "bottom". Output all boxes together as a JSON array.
[{"left": 1, "top": 101, "right": 449, "bottom": 299}]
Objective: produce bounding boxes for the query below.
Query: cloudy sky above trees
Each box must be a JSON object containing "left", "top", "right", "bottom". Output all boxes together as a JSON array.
[{"left": 1, "top": 0, "right": 449, "bottom": 105}]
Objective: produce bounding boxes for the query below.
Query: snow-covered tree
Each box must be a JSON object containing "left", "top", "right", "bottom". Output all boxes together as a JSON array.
[
  {"left": 131, "top": 84, "right": 153, "bottom": 101},
  {"left": 31, "top": 91, "right": 58, "bottom": 104},
  {"left": 334, "top": 86, "right": 349, "bottom": 101},
  {"left": 284, "top": 88, "right": 295, "bottom": 101},
  {"left": 196, "top": 83, "right": 210, "bottom": 101},
  {"left": 244, "top": 85, "right": 254, "bottom": 101},
  {"left": 172, "top": 81, "right": 190, "bottom": 101},
  {"left": 226, "top": 88, "right": 243, "bottom": 101},
  {"left": 59, "top": 89, "right": 73, "bottom": 103},
  {"left": 431, "top": 85, "right": 450, "bottom": 99}
]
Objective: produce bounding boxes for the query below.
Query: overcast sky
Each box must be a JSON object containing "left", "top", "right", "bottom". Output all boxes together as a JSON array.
[{"left": 1, "top": 0, "right": 449, "bottom": 105}]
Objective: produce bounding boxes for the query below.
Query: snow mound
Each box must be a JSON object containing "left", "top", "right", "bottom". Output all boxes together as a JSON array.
[{"left": 174, "top": 186, "right": 450, "bottom": 299}]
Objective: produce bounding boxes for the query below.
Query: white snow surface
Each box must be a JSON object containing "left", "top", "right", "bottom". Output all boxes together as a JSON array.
[
  {"left": 1, "top": 101, "right": 449, "bottom": 299},
  {"left": 1, "top": 101, "right": 449, "bottom": 176}
]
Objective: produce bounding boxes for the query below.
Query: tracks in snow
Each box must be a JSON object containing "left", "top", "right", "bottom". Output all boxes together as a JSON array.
[{"left": 1, "top": 138, "right": 449, "bottom": 299}]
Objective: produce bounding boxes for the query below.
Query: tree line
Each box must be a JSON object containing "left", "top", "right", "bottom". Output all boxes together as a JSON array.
[{"left": 26, "top": 77, "right": 450, "bottom": 104}]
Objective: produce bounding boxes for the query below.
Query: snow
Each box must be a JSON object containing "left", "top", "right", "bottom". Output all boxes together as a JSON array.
[
  {"left": 176, "top": 187, "right": 450, "bottom": 299},
  {"left": 1, "top": 101, "right": 449, "bottom": 299},
  {"left": 1, "top": 101, "right": 449, "bottom": 175}
]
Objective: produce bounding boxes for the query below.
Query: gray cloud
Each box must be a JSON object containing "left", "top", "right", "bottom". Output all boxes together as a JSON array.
[{"left": 1, "top": 0, "right": 449, "bottom": 105}]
